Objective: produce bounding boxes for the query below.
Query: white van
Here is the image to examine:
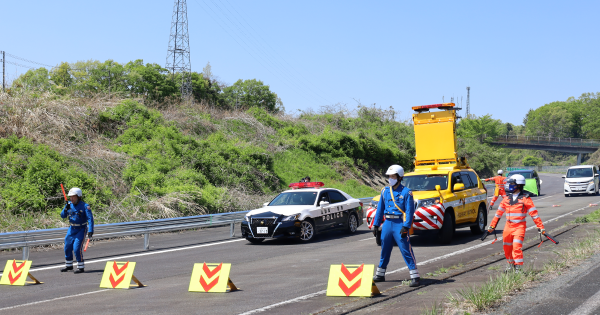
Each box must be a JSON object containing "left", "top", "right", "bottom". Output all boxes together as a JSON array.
[{"left": 563, "top": 165, "right": 600, "bottom": 197}]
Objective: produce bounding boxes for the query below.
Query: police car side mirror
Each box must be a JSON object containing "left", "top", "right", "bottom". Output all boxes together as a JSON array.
[
  {"left": 320, "top": 201, "right": 330, "bottom": 207},
  {"left": 453, "top": 183, "right": 465, "bottom": 191},
  {"left": 263, "top": 202, "right": 269, "bottom": 207},
  {"left": 595, "top": 174, "right": 599, "bottom": 177},
  {"left": 562, "top": 175, "right": 566, "bottom": 178}
]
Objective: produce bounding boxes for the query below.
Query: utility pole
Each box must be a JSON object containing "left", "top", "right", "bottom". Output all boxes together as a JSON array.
[
  {"left": 466, "top": 86, "right": 471, "bottom": 117},
  {"left": 166, "top": 0, "right": 192, "bottom": 99},
  {"left": 2, "top": 51, "right": 5, "bottom": 93}
]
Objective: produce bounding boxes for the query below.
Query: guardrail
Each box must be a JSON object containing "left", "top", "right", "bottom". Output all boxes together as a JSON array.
[
  {"left": 485, "top": 135, "right": 600, "bottom": 148},
  {"left": 0, "top": 197, "right": 374, "bottom": 260}
]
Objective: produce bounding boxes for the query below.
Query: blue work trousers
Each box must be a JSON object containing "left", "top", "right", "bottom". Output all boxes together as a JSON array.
[
  {"left": 64, "top": 226, "right": 87, "bottom": 263},
  {"left": 378, "top": 219, "right": 417, "bottom": 270}
]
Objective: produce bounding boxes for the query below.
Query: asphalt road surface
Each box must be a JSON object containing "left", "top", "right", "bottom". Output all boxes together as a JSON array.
[{"left": 1, "top": 173, "right": 599, "bottom": 315}]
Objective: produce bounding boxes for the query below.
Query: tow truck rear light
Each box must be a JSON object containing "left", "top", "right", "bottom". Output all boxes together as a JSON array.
[
  {"left": 289, "top": 182, "right": 325, "bottom": 189},
  {"left": 412, "top": 103, "right": 455, "bottom": 111}
]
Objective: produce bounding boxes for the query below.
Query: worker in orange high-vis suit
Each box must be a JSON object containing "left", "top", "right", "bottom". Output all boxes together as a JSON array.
[
  {"left": 484, "top": 170, "right": 507, "bottom": 210},
  {"left": 487, "top": 174, "right": 545, "bottom": 272}
]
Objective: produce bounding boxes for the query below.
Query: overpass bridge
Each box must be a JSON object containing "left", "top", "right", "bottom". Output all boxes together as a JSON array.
[{"left": 486, "top": 135, "right": 600, "bottom": 165}]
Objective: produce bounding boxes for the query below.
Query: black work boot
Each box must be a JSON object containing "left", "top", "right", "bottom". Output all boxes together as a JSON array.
[
  {"left": 373, "top": 267, "right": 386, "bottom": 282},
  {"left": 61, "top": 266, "right": 73, "bottom": 272},
  {"left": 373, "top": 275, "right": 385, "bottom": 282},
  {"left": 409, "top": 277, "right": 420, "bottom": 287},
  {"left": 74, "top": 268, "right": 85, "bottom": 274},
  {"left": 514, "top": 265, "right": 522, "bottom": 273}
]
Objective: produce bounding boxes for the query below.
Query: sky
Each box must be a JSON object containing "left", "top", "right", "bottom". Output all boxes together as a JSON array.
[{"left": 2, "top": 0, "right": 599, "bottom": 125}]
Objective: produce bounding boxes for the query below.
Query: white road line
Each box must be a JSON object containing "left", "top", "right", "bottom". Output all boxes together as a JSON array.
[
  {"left": 568, "top": 288, "right": 600, "bottom": 315},
  {"left": 238, "top": 199, "right": 600, "bottom": 315},
  {"left": 238, "top": 290, "right": 328, "bottom": 315},
  {"left": 0, "top": 238, "right": 245, "bottom": 276},
  {"left": 359, "top": 237, "right": 375, "bottom": 242},
  {"left": 0, "top": 289, "right": 110, "bottom": 311}
]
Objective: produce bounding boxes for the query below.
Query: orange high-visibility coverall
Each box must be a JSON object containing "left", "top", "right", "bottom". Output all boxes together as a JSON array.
[
  {"left": 485, "top": 176, "right": 506, "bottom": 207},
  {"left": 490, "top": 192, "right": 545, "bottom": 265}
]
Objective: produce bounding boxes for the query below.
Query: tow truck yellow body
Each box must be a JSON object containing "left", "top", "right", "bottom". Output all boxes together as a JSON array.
[{"left": 405, "top": 103, "right": 488, "bottom": 243}]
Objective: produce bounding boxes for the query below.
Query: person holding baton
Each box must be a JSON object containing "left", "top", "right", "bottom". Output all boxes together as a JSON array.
[{"left": 60, "top": 187, "right": 94, "bottom": 274}]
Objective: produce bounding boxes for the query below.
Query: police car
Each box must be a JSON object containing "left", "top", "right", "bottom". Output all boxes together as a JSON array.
[{"left": 241, "top": 182, "right": 364, "bottom": 243}]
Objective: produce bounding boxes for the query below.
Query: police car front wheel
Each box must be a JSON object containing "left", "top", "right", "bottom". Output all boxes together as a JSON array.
[{"left": 299, "top": 220, "right": 315, "bottom": 242}]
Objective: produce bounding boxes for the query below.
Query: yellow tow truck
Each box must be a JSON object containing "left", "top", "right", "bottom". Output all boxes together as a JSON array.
[
  {"left": 406, "top": 103, "right": 488, "bottom": 244},
  {"left": 366, "top": 103, "right": 489, "bottom": 245}
]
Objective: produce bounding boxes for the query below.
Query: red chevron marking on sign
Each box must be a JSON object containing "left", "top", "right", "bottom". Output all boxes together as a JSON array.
[
  {"left": 338, "top": 277, "right": 362, "bottom": 296},
  {"left": 200, "top": 275, "right": 220, "bottom": 291},
  {"left": 109, "top": 274, "right": 125, "bottom": 288},
  {"left": 108, "top": 261, "right": 129, "bottom": 288},
  {"left": 340, "top": 263, "right": 364, "bottom": 282},
  {"left": 202, "top": 263, "right": 222, "bottom": 279},
  {"left": 112, "top": 261, "right": 129, "bottom": 275},
  {"left": 12, "top": 260, "right": 26, "bottom": 273},
  {"left": 8, "top": 271, "right": 22, "bottom": 285}
]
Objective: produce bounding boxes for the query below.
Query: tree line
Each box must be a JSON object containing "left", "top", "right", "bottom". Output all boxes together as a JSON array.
[{"left": 9, "top": 59, "right": 284, "bottom": 112}]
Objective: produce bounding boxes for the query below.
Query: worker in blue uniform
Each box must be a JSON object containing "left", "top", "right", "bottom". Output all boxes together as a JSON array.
[
  {"left": 60, "top": 187, "right": 94, "bottom": 274},
  {"left": 372, "top": 165, "right": 420, "bottom": 286}
]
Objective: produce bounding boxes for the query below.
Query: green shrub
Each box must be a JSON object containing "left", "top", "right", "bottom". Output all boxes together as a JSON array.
[
  {"left": 0, "top": 136, "right": 113, "bottom": 217},
  {"left": 100, "top": 100, "right": 281, "bottom": 211}
]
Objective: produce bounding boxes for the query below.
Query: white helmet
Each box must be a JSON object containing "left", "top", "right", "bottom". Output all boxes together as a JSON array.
[
  {"left": 67, "top": 187, "right": 83, "bottom": 198},
  {"left": 509, "top": 174, "right": 526, "bottom": 185},
  {"left": 498, "top": 170, "right": 503, "bottom": 175},
  {"left": 385, "top": 165, "right": 404, "bottom": 177}
]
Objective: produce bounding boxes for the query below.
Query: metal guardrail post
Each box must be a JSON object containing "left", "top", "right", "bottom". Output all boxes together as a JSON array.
[
  {"left": 230, "top": 221, "right": 235, "bottom": 238},
  {"left": 144, "top": 233, "right": 150, "bottom": 250},
  {"left": 22, "top": 245, "right": 29, "bottom": 260}
]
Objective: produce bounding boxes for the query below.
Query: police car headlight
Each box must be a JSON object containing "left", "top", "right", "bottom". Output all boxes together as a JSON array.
[
  {"left": 417, "top": 198, "right": 440, "bottom": 208},
  {"left": 243, "top": 215, "right": 249, "bottom": 222},
  {"left": 283, "top": 214, "right": 300, "bottom": 221}
]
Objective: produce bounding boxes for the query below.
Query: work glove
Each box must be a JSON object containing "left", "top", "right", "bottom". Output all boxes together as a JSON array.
[
  {"left": 487, "top": 225, "right": 495, "bottom": 233},
  {"left": 372, "top": 227, "right": 379, "bottom": 237},
  {"left": 65, "top": 202, "right": 70, "bottom": 210},
  {"left": 87, "top": 232, "right": 93, "bottom": 238},
  {"left": 538, "top": 228, "right": 546, "bottom": 235},
  {"left": 400, "top": 226, "right": 409, "bottom": 238}
]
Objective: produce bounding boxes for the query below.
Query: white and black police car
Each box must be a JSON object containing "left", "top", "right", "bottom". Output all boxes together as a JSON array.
[{"left": 241, "top": 181, "right": 364, "bottom": 243}]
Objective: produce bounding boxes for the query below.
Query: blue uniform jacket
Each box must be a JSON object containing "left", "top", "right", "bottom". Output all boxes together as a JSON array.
[
  {"left": 60, "top": 201, "right": 94, "bottom": 233},
  {"left": 373, "top": 184, "right": 415, "bottom": 229}
]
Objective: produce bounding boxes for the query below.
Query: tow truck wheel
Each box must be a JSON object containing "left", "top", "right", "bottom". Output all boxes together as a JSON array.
[
  {"left": 299, "top": 219, "right": 316, "bottom": 242},
  {"left": 246, "top": 237, "right": 264, "bottom": 244},
  {"left": 470, "top": 205, "right": 487, "bottom": 235},
  {"left": 346, "top": 213, "right": 359, "bottom": 234},
  {"left": 438, "top": 210, "right": 454, "bottom": 245}
]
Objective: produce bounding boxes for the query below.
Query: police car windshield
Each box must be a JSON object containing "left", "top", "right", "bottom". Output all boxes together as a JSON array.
[
  {"left": 507, "top": 172, "right": 533, "bottom": 179},
  {"left": 567, "top": 168, "right": 594, "bottom": 178},
  {"left": 402, "top": 175, "right": 448, "bottom": 191},
  {"left": 269, "top": 192, "right": 318, "bottom": 206}
]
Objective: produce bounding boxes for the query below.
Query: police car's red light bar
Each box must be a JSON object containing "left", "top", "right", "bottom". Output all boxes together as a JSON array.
[
  {"left": 412, "top": 103, "right": 455, "bottom": 111},
  {"left": 289, "top": 182, "right": 325, "bottom": 189}
]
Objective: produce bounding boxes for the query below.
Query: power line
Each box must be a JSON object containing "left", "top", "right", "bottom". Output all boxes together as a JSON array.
[
  {"left": 219, "top": 0, "right": 332, "bottom": 104},
  {"left": 207, "top": 0, "right": 331, "bottom": 105},
  {"left": 194, "top": 0, "right": 316, "bottom": 105},
  {"left": 6, "top": 52, "right": 54, "bottom": 68}
]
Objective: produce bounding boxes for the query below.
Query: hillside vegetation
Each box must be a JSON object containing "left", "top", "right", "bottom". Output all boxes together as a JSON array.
[
  {"left": 0, "top": 89, "right": 414, "bottom": 232},
  {"left": 2, "top": 59, "right": 598, "bottom": 232}
]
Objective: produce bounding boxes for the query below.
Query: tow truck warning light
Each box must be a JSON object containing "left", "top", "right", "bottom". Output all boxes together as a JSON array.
[
  {"left": 289, "top": 182, "right": 325, "bottom": 189},
  {"left": 411, "top": 103, "right": 455, "bottom": 111}
]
